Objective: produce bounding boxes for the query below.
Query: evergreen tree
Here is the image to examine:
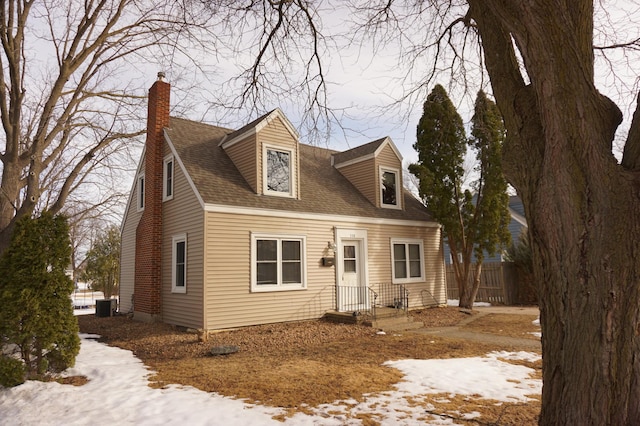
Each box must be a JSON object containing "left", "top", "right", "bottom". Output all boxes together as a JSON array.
[
  {"left": 0, "top": 212, "right": 80, "bottom": 386},
  {"left": 82, "top": 226, "right": 121, "bottom": 299},
  {"left": 410, "top": 86, "right": 510, "bottom": 308},
  {"left": 469, "top": 90, "right": 511, "bottom": 261}
]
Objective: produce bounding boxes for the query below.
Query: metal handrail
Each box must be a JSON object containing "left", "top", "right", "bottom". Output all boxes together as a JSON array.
[
  {"left": 400, "top": 284, "right": 409, "bottom": 316},
  {"left": 368, "top": 286, "right": 378, "bottom": 319},
  {"left": 334, "top": 284, "right": 408, "bottom": 320},
  {"left": 371, "top": 282, "right": 410, "bottom": 316}
]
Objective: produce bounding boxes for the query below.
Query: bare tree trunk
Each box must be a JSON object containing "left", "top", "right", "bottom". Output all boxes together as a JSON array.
[
  {"left": 469, "top": 1, "right": 640, "bottom": 422},
  {"left": 522, "top": 162, "right": 640, "bottom": 423},
  {"left": 0, "top": 162, "right": 29, "bottom": 251}
]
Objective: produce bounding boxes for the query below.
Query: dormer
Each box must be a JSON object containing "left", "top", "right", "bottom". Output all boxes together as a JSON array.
[
  {"left": 332, "top": 137, "right": 404, "bottom": 210},
  {"left": 219, "top": 109, "right": 300, "bottom": 199}
]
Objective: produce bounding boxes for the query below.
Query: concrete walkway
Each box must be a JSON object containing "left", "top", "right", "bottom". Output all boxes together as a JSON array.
[
  {"left": 411, "top": 305, "right": 542, "bottom": 351},
  {"left": 474, "top": 305, "right": 539, "bottom": 316}
]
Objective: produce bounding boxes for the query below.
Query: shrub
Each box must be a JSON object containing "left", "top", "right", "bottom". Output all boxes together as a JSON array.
[
  {"left": 0, "top": 212, "right": 80, "bottom": 385},
  {"left": 0, "top": 355, "right": 25, "bottom": 387}
]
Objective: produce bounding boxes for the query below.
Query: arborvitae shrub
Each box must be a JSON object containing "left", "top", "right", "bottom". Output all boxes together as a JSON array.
[
  {"left": 0, "top": 355, "right": 25, "bottom": 387},
  {"left": 0, "top": 212, "right": 80, "bottom": 386}
]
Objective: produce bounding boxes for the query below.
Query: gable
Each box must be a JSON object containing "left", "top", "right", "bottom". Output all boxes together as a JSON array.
[
  {"left": 256, "top": 115, "right": 300, "bottom": 198},
  {"left": 165, "top": 117, "right": 435, "bottom": 223},
  {"left": 334, "top": 138, "right": 404, "bottom": 209},
  {"left": 219, "top": 110, "right": 300, "bottom": 198},
  {"left": 375, "top": 143, "right": 403, "bottom": 209}
]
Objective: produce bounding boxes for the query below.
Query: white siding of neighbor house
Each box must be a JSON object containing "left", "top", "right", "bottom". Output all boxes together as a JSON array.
[
  {"left": 161, "top": 141, "right": 205, "bottom": 330},
  {"left": 202, "top": 209, "right": 444, "bottom": 331}
]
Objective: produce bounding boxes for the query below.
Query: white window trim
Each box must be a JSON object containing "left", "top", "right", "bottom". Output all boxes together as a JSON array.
[
  {"left": 136, "top": 173, "right": 145, "bottom": 212},
  {"left": 172, "top": 234, "right": 187, "bottom": 293},
  {"left": 262, "top": 144, "right": 296, "bottom": 198},
  {"left": 163, "top": 154, "right": 174, "bottom": 201},
  {"left": 390, "top": 238, "right": 425, "bottom": 284},
  {"left": 379, "top": 166, "right": 402, "bottom": 210},
  {"left": 250, "top": 233, "right": 307, "bottom": 292}
]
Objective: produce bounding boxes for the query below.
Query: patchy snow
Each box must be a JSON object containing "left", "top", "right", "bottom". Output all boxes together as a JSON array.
[
  {"left": 27, "top": 294, "right": 542, "bottom": 423},
  {"left": 529, "top": 318, "right": 542, "bottom": 338},
  {"left": 447, "top": 299, "right": 492, "bottom": 307},
  {"left": 385, "top": 351, "right": 541, "bottom": 403},
  {"left": 0, "top": 332, "right": 541, "bottom": 425}
]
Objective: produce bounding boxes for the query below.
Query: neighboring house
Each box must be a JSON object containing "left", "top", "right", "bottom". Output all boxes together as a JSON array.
[
  {"left": 119, "top": 76, "right": 446, "bottom": 333},
  {"left": 443, "top": 195, "right": 528, "bottom": 264}
]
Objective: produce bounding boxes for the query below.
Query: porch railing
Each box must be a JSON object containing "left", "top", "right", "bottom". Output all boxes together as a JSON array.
[
  {"left": 369, "top": 286, "right": 378, "bottom": 319},
  {"left": 335, "top": 283, "right": 408, "bottom": 319},
  {"left": 372, "top": 282, "right": 409, "bottom": 316},
  {"left": 335, "top": 285, "right": 372, "bottom": 315}
]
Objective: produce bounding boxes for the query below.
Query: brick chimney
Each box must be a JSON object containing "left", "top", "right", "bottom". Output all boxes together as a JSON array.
[{"left": 134, "top": 73, "right": 170, "bottom": 321}]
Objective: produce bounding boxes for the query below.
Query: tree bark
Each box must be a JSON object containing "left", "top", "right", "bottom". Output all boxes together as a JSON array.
[
  {"left": 450, "top": 243, "right": 477, "bottom": 309},
  {"left": 469, "top": 1, "right": 640, "bottom": 423}
]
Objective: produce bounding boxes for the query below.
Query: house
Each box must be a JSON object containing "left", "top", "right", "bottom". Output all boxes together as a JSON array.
[
  {"left": 119, "top": 75, "right": 446, "bottom": 333},
  {"left": 443, "top": 195, "right": 528, "bottom": 264}
]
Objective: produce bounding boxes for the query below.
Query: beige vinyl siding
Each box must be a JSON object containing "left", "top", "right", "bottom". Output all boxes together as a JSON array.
[
  {"left": 366, "top": 224, "right": 446, "bottom": 307},
  {"left": 224, "top": 135, "right": 258, "bottom": 192},
  {"left": 204, "top": 212, "right": 335, "bottom": 330},
  {"left": 119, "top": 193, "right": 143, "bottom": 314},
  {"left": 161, "top": 141, "right": 205, "bottom": 329},
  {"left": 376, "top": 144, "right": 402, "bottom": 169},
  {"left": 203, "top": 209, "right": 444, "bottom": 330},
  {"left": 257, "top": 116, "right": 300, "bottom": 198},
  {"left": 336, "top": 157, "right": 377, "bottom": 207},
  {"left": 375, "top": 144, "right": 403, "bottom": 209}
]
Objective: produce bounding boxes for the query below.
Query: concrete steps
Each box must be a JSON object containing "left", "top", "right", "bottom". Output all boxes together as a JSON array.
[{"left": 324, "top": 307, "right": 422, "bottom": 332}]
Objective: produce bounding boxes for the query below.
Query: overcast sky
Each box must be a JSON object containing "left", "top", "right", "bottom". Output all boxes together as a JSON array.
[{"left": 141, "top": 1, "right": 640, "bottom": 173}]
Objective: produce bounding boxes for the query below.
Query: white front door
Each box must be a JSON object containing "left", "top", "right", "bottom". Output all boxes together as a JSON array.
[{"left": 337, "top": 238, "right": 368, "bottom": 312}]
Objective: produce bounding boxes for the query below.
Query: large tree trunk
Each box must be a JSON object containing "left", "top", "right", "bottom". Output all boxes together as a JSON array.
[{"left": 469, "top": 1, "right": 640, "bottom": 423}]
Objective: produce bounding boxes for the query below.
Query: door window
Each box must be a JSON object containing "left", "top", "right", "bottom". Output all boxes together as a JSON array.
[{"left": 343, "top": 245, "right": 356, "bottom": 273}]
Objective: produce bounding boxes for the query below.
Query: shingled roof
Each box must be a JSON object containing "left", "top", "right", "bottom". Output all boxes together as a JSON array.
[
  {"left": 332, "top": 137, "right": 387, "bottom": 166},
  {"left": 165, "top": 117, "right": 435, "bottom": 222}
]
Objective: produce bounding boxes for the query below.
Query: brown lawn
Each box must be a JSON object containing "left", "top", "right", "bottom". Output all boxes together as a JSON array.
[{"left": 77, "top": 307, "right": 542, "bottom": 425}]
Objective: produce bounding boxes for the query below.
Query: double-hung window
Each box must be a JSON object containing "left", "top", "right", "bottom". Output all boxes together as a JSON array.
[
  {"left": 163, "top": 155, "right": 174, "bottom": 201},
  {"left": 172, "top": 234, "right": 187, "bottom": 293},
  {"left": 264, "top": 145, "right": 295, "bottom": 197},
  {"left": 391, "top": 238, "right": 424, "bottom": 283},
  {"left": 251, "top": 233, "right": 306, "bottom": 292},
  {"left": 380, "top": 167, "right": 401, "bottom": 209},
  {"left": 137, "top": 173, "right": 145, "bottom": 211}
]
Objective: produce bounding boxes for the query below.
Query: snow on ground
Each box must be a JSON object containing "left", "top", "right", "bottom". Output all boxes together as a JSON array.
[
  {"left": 447, "top": 299, "right": 491, "bottom": 307},
  {"left": 386, "top": 351, "right": 541, "bottom": 403},
  {"left": 530, "top": 317, "right": 542, "bottom": 338},
  {"left": 0, "top": 331, "right": 541, "bottom": 426},
  {"left": 4, "top": 295, "right": 541, "bottom": 424}
]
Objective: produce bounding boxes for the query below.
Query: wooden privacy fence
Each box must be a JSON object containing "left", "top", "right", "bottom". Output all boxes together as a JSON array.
[{"left": 446, "top": 262, "right": 530, "bottom": 305}]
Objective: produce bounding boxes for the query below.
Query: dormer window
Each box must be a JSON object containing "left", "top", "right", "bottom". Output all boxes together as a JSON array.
[
  {"left": 264, "top": 145, "right": 295, "bottom": 198},
  {"left": 380, "top": 167, "right": 400, "bottom": 209}
]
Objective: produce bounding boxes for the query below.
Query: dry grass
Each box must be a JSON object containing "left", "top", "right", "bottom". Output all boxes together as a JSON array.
[
  {"left": 462, "top": 313, "right": 541, "bottom": 340},
  {"left": 77, "top": 307, "right": 542, "bottom": 424}
]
